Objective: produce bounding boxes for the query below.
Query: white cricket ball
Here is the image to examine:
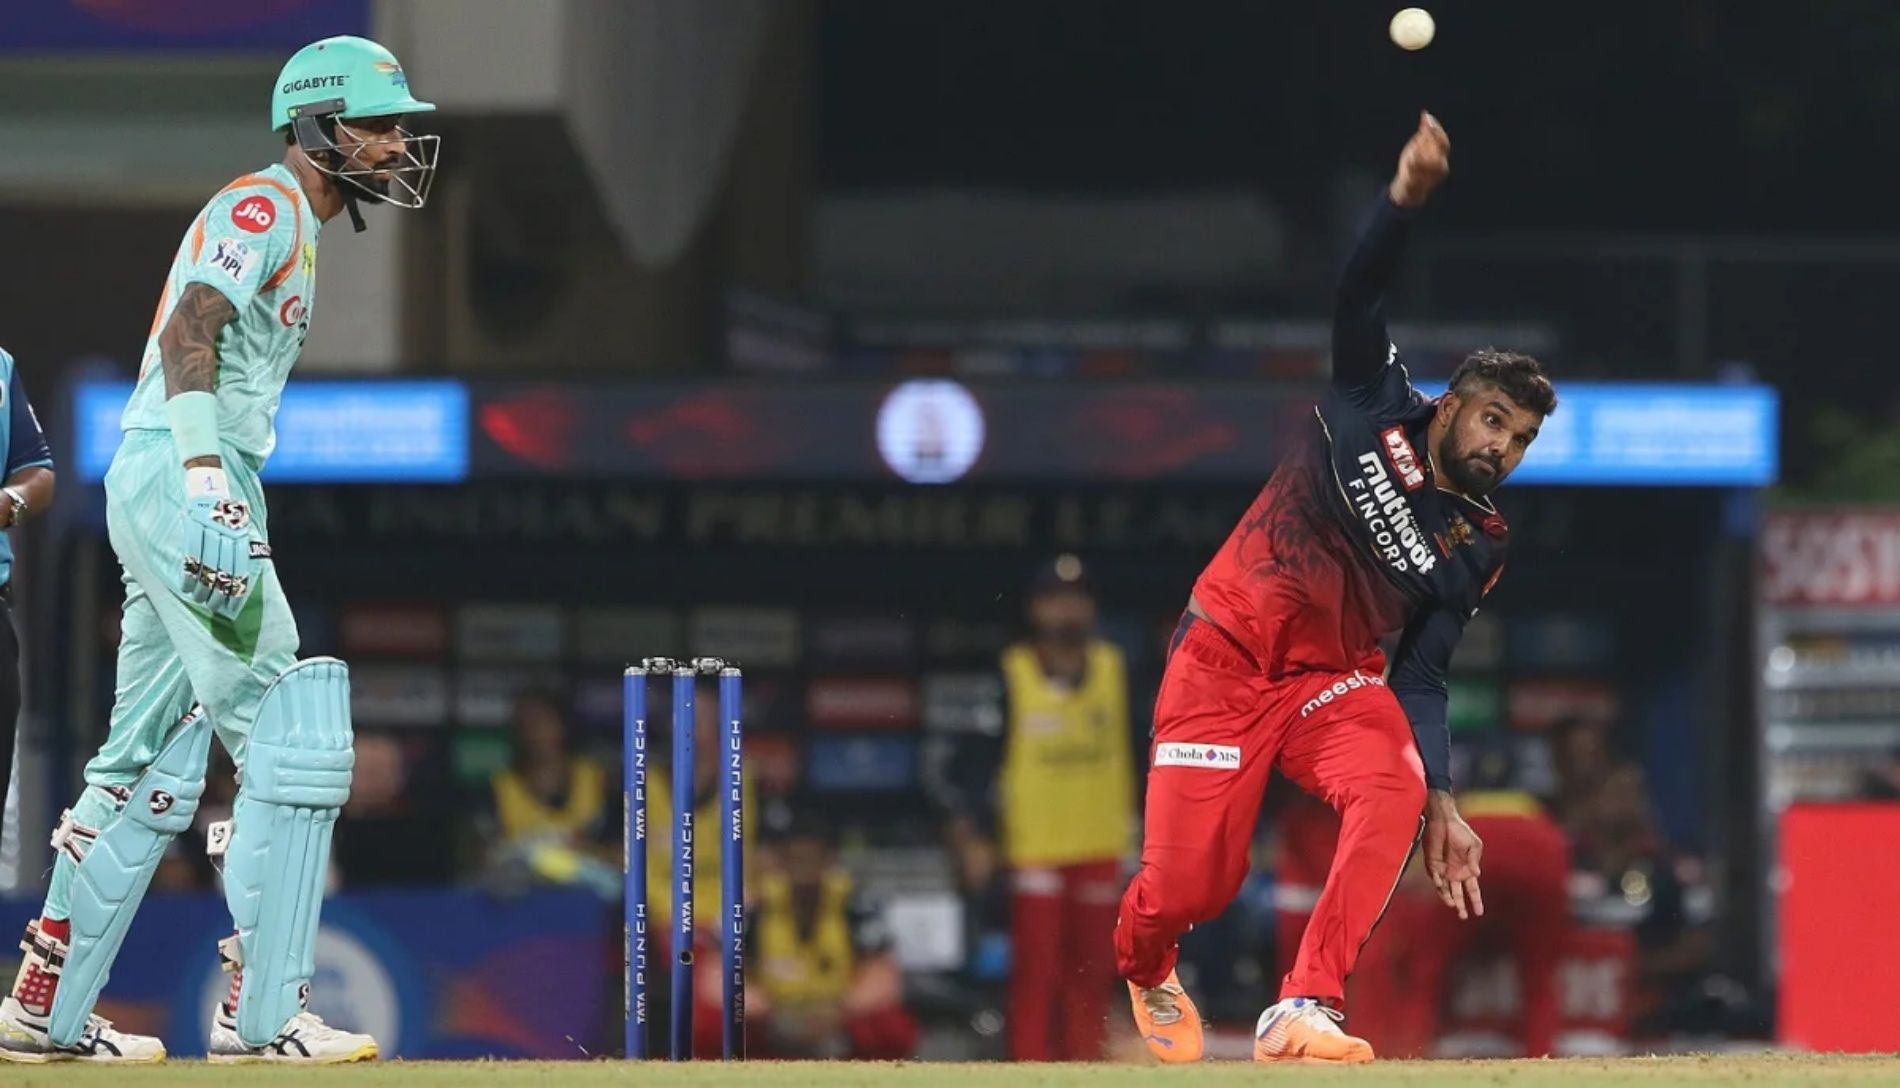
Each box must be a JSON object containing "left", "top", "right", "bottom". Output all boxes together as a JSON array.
[{"left": 1389, "top": 7, "right": 1435, "bottom": 51}]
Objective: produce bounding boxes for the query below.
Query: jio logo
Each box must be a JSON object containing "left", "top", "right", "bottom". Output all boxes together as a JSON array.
[{"left": 232, "top": 196, "right": 276, "bottom": 234}]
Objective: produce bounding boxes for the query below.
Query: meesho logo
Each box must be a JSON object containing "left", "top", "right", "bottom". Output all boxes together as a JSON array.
[{"left": 1300, "top": 671, "right": 1387, "bottom": 718}]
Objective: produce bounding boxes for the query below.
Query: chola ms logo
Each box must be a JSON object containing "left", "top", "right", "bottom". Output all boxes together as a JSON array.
[
  {"left": 1382, "top": 427, "right": 1425, "bottom": 491},
  {"left": 1153, "top": 743, "right": 1242, "bottom": 770}
]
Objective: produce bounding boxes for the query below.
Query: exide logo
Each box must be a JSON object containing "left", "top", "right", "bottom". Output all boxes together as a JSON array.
[{"left": 1382, "top": 426, "right": 1425, "bottom": 491}]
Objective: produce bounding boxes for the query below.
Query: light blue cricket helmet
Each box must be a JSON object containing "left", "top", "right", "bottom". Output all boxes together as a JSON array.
[{"left": 272, "top": 36, "right": 439, "bottom": 214}]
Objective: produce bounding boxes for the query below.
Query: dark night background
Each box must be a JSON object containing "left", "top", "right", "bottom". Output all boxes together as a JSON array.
[{"left": 816, "top": 1, "right": 1900, "bottom": 490}]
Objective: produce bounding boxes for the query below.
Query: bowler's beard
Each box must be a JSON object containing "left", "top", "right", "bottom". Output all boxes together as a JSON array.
[{"left": 1436, "top": 431, "right": 1504, "bottom": 497}]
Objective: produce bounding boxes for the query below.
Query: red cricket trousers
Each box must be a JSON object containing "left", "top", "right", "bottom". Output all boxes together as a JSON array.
[
  {"left": 1273, "top": 790, "right": 1344, "bottom": 979},
  {"left": 1010, "top": 858, "right": 1122, "bottom": 1061},
  {"left": 1350, "top": 812, "right": 1571, "bottom": 1057},
  {"left": 1115, "top": 616, "right": 1426, "bottom": 1005}
]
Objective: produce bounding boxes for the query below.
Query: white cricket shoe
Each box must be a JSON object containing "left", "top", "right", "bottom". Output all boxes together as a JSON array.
[
  {"left": 0, "top": 995, "right": 166, "bottom": 1064},
  {"left": 1253, "top": 996, "right": 1374, "bottom": 1064},
  {"left": 207, "top": 1005, "right": 378, "bottom": 1064}
]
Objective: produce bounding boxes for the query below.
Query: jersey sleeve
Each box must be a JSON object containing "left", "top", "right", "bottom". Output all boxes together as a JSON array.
[
  {"left": 1, "top": 356, "right": 52, "bottom": 475},
  {"left": 1387, "top": 602, "right": 1468, "bottom": 792},
  {"left": 1332, "top": 194, "right": 1426, "bottom": 416},
  {"left": 180, "top": 184, "right": 298, "bottom": 314}
]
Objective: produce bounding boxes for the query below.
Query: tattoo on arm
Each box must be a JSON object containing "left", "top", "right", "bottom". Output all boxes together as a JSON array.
[{"left": 159, "top": 283, "right": 235, "bottom": 399}]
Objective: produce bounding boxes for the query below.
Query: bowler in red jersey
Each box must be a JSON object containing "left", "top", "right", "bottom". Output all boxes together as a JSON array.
[{"left": 1117, "top": 112, "right": 1558, "bottom": 1065}]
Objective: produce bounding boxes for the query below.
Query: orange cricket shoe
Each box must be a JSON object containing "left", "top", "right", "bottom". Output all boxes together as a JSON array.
[
  {"left": 1253, "top": 997, "right": 1375, "bottom": 1064},
  {"left": 1127, "top": 971, "right": 1204, "bottom": 1063}
]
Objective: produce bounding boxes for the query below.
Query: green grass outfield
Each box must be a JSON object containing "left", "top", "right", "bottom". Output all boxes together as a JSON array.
[{"left": 3, "top": 1056, "right": 1897, "bottom": 1087}]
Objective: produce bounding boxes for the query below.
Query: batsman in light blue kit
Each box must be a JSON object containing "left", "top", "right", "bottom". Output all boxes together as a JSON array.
[{"left": 0, "top": 36, "right": 439, "bottom": 1065}]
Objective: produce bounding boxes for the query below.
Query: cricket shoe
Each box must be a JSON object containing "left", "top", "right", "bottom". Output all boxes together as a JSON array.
[
  {"left": 0, "top": 918, "right": 165, "bottom": 1064},
  {"left": 0, "top": 996, "right": 166, "bottom": 1064},
  {"left": 1253, "top": 997, "right": 1374, "bottom": 1064},
  {"left": 1127, "top": 970, "right": 1203, "bottom": 1063},
  {"left": 207, "top": 1006, "right": 378, "bottom": 1064}
]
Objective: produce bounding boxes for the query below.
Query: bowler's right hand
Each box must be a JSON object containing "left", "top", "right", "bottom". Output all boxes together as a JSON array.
[
  {"left": 179, "top": 491, "right": 256, "bottom": 618},
  {"left": 1389, "top": 110, "right": 1451, "bottom": 208}
]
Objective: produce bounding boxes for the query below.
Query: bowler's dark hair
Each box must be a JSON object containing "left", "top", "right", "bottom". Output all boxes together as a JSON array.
[{"left": 1449, "top": 349, "right": 1556, "bottom": 416}]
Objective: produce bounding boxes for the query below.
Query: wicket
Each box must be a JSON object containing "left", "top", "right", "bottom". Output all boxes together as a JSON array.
[{"left": 623, "top": 657, "right": 745, "bottom": 1061}]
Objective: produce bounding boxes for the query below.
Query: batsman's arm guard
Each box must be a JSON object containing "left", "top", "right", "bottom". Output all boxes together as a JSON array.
[
  {"left": 218, "top": 657, "right": 354, "bottom": 1048},
  {"left": 48, "top": 707, "right": 214, "bottom": 1046}
]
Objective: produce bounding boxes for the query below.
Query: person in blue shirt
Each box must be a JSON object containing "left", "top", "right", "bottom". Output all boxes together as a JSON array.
[{"left": 0, "top": 349, "right": 56, "bottom": 851}]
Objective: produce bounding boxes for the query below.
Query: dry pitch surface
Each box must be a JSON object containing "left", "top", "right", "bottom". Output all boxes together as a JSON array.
[{"left": 1, "top": 1054, "right": 1894, "bottom": 1087}]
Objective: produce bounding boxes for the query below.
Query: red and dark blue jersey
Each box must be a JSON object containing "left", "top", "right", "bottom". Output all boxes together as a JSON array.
[{"left": 1192, "top": 194, "right": 1507, "bottom": 790}]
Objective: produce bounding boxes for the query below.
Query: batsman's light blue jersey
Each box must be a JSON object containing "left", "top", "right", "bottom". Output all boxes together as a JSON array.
[
  {"left": 75, "top": 166, "right": 321, "bottom": 795},
  {"left": 121, "top": 164, "right": 320, "bottom": 468}
]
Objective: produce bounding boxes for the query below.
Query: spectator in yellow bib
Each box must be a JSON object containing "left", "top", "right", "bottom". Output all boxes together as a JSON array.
[
  {"left": 928, "top": 554, "right": 1136, "bottom": 1060},
  {"left": 482, "top": 687, "right": 617, "bottom": 896},
  {"left": 749, "top": 807, "right": 919, "bottom": 1059}
]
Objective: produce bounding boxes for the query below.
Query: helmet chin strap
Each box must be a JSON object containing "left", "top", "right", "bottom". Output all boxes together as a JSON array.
[{"left": 340, "top": 187, "right": 369, "bottom": 234}]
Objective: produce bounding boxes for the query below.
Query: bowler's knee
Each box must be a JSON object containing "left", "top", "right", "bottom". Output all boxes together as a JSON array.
[
  {"left": 1341, "top": 757, "right": 1428, "bottom": 827},
  {"left": 1128, "top": 847, "right": 1246, "bottom": 929}
]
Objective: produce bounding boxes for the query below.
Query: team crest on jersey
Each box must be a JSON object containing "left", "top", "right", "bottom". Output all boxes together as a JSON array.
[
  {"left": 1381, "top": 427, "right": 1425, "bottom": 491},
  {"left": 1435, "top": 514, "right": 1477, "bottom": 557},
  {"left": 207, "top": 239, "right": 256, "bottom": 285}
]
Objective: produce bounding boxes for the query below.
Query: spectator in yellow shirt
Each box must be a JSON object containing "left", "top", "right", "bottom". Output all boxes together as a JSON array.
[
  {"left": 926, "top": 555, "right": 1136, "bottom": 1060},
  {"left": 484, "top": 687, "right": 616, "bottom": 895}
]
